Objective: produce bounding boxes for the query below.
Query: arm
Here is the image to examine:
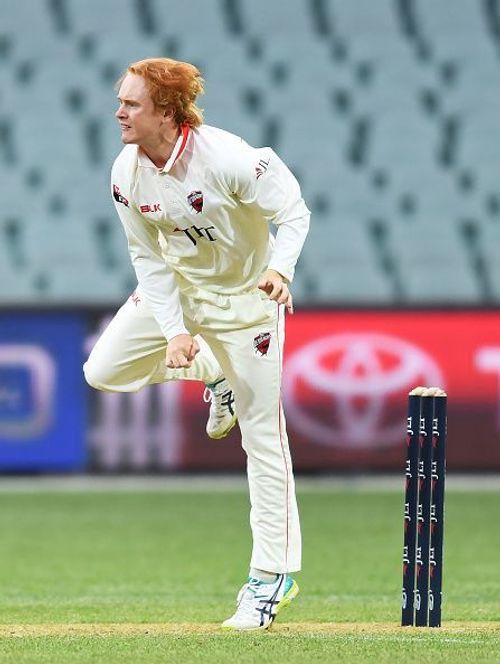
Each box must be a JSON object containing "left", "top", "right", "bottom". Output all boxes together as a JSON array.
[
  {"left": 111, "top": 172, "right": 198, "bottom": 367},
  {"left": 230, "top": 147, "right": 310, "bottom": 309}
]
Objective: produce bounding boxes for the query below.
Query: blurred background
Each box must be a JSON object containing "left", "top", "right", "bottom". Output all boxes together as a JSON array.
[{"left": 1, "top": 0, "right": 500, "bottom": 473}]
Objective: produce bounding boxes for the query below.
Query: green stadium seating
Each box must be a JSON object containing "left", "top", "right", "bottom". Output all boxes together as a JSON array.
[{"left": 0, "top": 0, "right": 499, "bottom": 304}]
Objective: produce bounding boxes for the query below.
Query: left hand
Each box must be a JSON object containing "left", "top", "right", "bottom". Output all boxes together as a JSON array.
[{"left": 257, "top": 269, "right": 294, "bottom": 314}]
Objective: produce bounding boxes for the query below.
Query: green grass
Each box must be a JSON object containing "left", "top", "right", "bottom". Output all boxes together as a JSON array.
[{"left": 0, "top": 485, "right": 499, "bottom": 662}]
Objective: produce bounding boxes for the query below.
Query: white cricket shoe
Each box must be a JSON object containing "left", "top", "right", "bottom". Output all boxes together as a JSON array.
[
  {"left": 222, "top": 574, "right": 299, "bottom": 631},
  {"left": 203, "top": 378, "right": 237, "bottom": 439}
]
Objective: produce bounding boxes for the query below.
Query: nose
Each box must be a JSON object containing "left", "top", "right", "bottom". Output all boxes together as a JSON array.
[{"left": 115, "top": 104, "right": 126, "bottom": 119}]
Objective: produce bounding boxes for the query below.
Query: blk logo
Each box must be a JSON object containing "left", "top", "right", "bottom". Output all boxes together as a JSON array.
[
  {"left": 129, "top": 291, "right": 141, "bottom": 307},
  {"left": 140, "top": 203, "right": 161, "bottom": 213}
]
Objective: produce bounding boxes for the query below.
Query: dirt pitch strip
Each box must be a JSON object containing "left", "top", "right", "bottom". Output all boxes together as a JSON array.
[{"left": 1, "top": 622, "right": 500, "bottom": 638}]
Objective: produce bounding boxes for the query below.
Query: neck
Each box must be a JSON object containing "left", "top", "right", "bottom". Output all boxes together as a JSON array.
[{"left": 140, "top": 125, "right": 181, "bottom": 169}]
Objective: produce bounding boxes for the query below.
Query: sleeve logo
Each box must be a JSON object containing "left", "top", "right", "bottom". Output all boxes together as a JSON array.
[
  {"left": 113, "top": 184, "right": 129, "bottom": 207},
  {"left": 255, "top": 158, "right": 270, "bottom": 179}
]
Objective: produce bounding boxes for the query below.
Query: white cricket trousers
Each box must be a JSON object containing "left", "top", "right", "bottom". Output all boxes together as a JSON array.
[{"left": 83, "top": 288, "right": 301, "bottom": 574}]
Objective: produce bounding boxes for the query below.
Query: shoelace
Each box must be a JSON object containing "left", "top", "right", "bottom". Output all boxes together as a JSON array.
[
  {"left": 203, "top": 387, "right": 226, "bottom": 423},
  {"left": 235, "top": 580, "right": 264, "bottom": 620},
  {"left": 203, "top": 385, "right": 228, "bottom": 402},
  {"left": 235, "top": 577, "right": 283, "bottom": 626},
  {"left": 203, "top": 386, "right": 235, "bottom": 419}
]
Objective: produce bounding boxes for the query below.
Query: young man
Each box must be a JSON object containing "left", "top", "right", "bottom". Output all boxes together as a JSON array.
[{"left": 84, "top": 57, "right": 310, "bottom": 630}]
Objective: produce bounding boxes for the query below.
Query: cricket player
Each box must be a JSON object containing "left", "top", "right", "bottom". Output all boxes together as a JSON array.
[{"left": 84, "top": 57, "right": 310, "bottom": 630}]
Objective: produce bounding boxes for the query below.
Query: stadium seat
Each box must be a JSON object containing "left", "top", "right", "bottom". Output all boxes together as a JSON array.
[{"left": 0, "top": 0, "right": 499, "bottom": 305}]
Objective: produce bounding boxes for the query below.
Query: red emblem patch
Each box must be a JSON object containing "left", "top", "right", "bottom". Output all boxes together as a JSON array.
[
  {"left": 254, "top": 332, "right": 271, "bottom": 356},
  {"left": 187, "top": 190, "right": 203, "bottom": 213}
]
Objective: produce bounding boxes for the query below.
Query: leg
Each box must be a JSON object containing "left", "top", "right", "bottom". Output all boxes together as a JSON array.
[
  {"left": 84, "top": 293, "right": 223, "bottom": 392},
  {"left": 200, "top": 296, "right": 301, "bottom": 574}
]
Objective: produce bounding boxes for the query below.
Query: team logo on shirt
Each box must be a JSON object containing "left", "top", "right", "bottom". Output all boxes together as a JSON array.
[
  {"left": 253, "top": 332, "right": 271, "bottom": 356},
  {"left": 187, "top": 190, "right": 204, "bottom": 213},
  {"left": 113, "top": 184, "right": 129, "bottom": 207}
]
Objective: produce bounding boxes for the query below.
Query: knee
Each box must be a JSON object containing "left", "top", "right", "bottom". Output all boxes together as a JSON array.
[{"left": 83, "top": 358, "right": 113, "bottom": 391}]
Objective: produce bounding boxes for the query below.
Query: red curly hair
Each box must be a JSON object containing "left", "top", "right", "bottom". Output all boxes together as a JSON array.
[{"left": 117, "top": 57, "right": 204, "bottom": 128}]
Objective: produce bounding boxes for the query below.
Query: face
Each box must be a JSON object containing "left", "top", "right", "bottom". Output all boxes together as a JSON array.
[{"left": 115, "top": 73, "right": 167, "bottom": 146}]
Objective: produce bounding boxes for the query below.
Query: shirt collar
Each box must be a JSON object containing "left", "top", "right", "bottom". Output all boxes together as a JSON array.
[
  {"left": 161, "top": 123, "right": 191, "bottom": 173},
  {"left": 137, "top": 123, "right": 191, "bottom": 172}
]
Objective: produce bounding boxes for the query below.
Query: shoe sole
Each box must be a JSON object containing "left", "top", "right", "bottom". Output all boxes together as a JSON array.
[
  {"left": 207, "top": 415, "right": 238, "bottom": 440},
  {"left": 221, "top": 579, "right": 300, "bottom": 632},
  {"left": 275, "top": 579, "right": 300, "bottom": 616}
]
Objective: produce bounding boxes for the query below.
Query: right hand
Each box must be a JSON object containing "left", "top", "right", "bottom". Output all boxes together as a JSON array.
[
  {"left": 166, "top": 334, "right": 200, "bottom": 369},
  {"left": 258, "top": 269, "right": 294, "bottom": 314}
]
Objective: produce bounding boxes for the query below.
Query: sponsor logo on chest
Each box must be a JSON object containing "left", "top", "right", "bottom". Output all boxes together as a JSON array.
[{"left": 140, "top": 202, "right": 162, "bottom": 213}]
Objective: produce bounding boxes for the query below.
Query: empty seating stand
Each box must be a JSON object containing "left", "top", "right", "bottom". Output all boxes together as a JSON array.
[{"left": 0, "top": 0, "right": 498, "bottom": 305}]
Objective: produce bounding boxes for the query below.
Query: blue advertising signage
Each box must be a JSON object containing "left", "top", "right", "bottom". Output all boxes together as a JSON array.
[{"left": 0, "top": 313, "right": 86, "bottom": 471}]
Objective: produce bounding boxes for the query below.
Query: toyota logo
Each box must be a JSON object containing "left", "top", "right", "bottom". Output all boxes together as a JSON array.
[{"left": 283, "top": 333, "right": 444, "bottom": 449}]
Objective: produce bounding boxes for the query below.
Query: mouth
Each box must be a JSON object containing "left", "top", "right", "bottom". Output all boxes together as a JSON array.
[{"left": 119, "top": 123, "right": 132, "bottom": 131}]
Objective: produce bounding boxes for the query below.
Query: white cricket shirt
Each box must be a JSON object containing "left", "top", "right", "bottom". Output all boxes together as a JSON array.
[{"left": 111, "top": 124, "right": 310, "bottom": 340}]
